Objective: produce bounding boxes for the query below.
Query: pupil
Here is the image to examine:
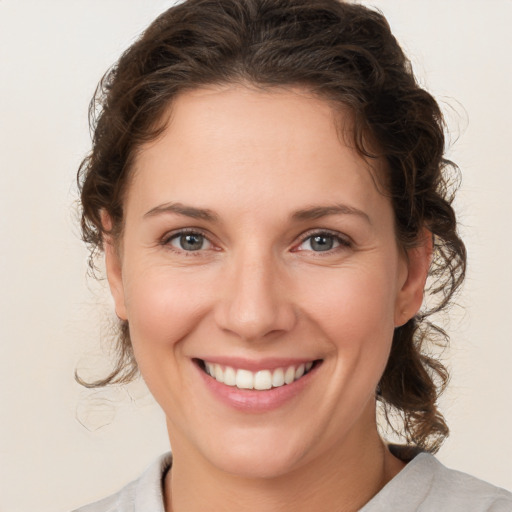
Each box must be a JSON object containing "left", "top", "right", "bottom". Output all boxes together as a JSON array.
[
  {"left": 311, "top": 235, "right": 333, "bottom": 251},
  {"left": 181, "top": 233, "right": 203, "bottom": 251}
]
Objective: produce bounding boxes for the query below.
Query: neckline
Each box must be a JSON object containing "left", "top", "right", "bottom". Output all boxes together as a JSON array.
[
  {"left": 157, "top": 447, "right": 431, "bottom": 511},
  {"left": 358, "top": 451, "right": 435, "bottom": 511}
]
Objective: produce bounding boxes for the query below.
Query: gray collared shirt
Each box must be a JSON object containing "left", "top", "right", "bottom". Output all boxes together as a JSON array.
[{"left": 73, "top": 451, "right": 512, "bottom": 511}]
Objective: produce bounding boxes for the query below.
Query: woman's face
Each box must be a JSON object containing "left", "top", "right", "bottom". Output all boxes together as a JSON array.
[{"left": 106, "top": 85, "right": 427, "bottom": 478}]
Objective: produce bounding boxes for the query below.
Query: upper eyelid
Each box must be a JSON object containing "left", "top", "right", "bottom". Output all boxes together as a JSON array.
[
  {"left": 296, "top": 228, "right": 351, "bottom": 245},
  {"left": 162, "top": 227, "right": 212, "bottom": 243},
  {"left": 299, "top": 228, "right": 347, "bottom": 238},
  {"left": 162, "top": 228, "right": 216, "bottom": 255}
]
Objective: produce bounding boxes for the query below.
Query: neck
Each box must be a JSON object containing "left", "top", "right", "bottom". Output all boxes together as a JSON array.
[{"left": 164, "top": 414, "right": 405, "bottom": 512}]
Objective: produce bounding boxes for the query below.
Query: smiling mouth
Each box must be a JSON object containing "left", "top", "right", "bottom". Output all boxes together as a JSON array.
[{"left": 196, "top": 359, "right": 321, "bottom": 390}]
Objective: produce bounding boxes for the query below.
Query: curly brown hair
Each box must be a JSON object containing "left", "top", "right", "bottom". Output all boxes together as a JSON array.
[{"left": 77, "top": 0, "right": 466, "bottom": 453}]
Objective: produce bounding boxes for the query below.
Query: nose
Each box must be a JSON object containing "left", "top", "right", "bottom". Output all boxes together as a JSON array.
[{"left": 214, "top": 249, "right": 297, "bottom": 342}]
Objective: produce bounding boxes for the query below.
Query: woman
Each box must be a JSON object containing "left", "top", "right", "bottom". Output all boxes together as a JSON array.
[{"left": 74, "top": 0, "right": 511, "bottom": 510}]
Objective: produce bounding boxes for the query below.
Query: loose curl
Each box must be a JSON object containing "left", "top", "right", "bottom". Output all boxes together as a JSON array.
[{"left": 77, "top": 0, "right": 466, "bottom": 453}]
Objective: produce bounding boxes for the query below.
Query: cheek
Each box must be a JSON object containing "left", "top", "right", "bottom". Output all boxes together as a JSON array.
[
  {"left": 122, "top": 265, "right": 213, "bottom": 352},
  {"left": 297, "top": 264, "right": 398, "bottom": 341},
  {"left": 293, "top": 262, "right": 399, "bottom": 398},
  {"left": 120, "top": 265, "right": 217, "bottom": 408}
]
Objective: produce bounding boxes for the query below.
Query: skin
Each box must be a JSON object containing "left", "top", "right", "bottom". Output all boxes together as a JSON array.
[{"left": 104, "top": 85, "right": 431, "bottom": 512}]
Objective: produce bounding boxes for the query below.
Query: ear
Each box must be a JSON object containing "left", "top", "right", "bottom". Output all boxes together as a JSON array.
[
  {"left": 394, "top": 230, "right": 433, "bottom": 327},
  {"left": 101, "top": 211, "right": 128, "bottom": 321}
]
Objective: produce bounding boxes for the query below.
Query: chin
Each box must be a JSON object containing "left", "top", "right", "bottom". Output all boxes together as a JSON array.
[
  {"left": 194, "top": 423, "right": 319, "bottom": 480},
  {"left": 209, "top": 445, "right": 307, "bottom": 480}
]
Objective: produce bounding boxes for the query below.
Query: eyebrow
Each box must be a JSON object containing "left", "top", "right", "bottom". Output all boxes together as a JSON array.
[
  {"left": 291, "top": 204, "right": 371, "bottom": 224},
  {"left": 144, "top": 202, "right": 219, "bottom": 222},
  {"left": 143, "top": 201, "right": 370, "bottom": 224}
]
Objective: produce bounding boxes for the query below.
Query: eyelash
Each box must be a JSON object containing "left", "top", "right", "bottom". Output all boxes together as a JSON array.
[
  {"left": 161, "top": 228, "right": 352, "bottom": 256},
  {"left": 293, "top": 229, "right": 352, "bottom": 254},
  {"left": 161, "top": 228, "right": 213, "bottom": 256}
]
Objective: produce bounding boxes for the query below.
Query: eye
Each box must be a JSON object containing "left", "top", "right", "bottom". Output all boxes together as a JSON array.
[
  {"left": 295, "top": 232, "right": 350, "bottom": 253},
  {"left": 167, "top": 231, "right": 213, "bottom": 252}
]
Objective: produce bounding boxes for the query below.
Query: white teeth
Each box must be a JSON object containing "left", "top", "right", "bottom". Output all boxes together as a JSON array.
[
  {"left": 236, "top": 369, "right": 254, "bottom": 389},
  {"left": 271, "top": 368, "right": 285, "bottom": 387},
  {"left": 202, "top": 361, "right": 316, "bottom": 390},
  {"left": 295, "top": 364, "right": 305, "bottom": 380},
  {"left": 224, "top": 366, "right": 237, "bottom": 386},
  {"left": 284, "top": 366, "right": 295, "bottom": 385},
  {"left": 214, "top": 364, "right": 224, "bottom": 383},
  {"left": 254, "top": 370, "right": 272, "bottom": 390}
]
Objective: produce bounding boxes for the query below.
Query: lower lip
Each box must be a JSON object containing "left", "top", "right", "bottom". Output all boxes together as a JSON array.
[{"left": 195, "top": 361, "right": 321, "bottom": 413}]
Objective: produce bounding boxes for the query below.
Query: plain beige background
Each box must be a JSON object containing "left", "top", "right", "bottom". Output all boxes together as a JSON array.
[{"left": 0, "top": 1, "right": 511, "bottom": 511}]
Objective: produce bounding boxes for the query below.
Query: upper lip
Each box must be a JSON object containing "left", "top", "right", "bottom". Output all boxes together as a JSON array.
[{"left": 194, "top": 356, "right": 320, "bottom": 372}]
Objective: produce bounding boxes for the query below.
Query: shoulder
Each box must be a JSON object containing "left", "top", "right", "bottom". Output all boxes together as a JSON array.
[
  {"left": 418, "top": 454, "right": 512, "bottom": 511},
  {"left": 71, "top": 452, "right": 172, "bottom": 512},
  {"left": 361, "top": 452, "right": 512, "bottom": 512},
  {"left": 430, "top": 455, "right": 511, "bottom": 507}
]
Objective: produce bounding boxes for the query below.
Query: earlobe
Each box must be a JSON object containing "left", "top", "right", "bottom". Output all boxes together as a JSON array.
[
  {"left": 101, "top": 211, "right": 128, "bottom": 321},
  {"left": 394, "top": 230, "right": 433, "bottom": 327}
]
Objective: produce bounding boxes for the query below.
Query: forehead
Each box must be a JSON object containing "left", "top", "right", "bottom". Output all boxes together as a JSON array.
[{"left": 128, "top": 85, "right": 387, "bottom": 219}]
